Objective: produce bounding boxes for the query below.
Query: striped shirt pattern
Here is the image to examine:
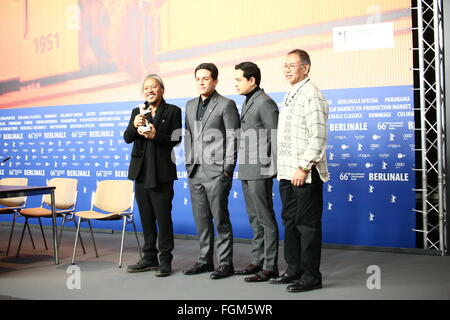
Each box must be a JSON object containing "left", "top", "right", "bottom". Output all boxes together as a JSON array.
[{"left": 277, "top": 77, "right": 329, "bottom": 183}]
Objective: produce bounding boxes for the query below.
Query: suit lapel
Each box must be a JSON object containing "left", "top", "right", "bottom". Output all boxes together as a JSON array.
[
  {"left": 186, "top": 97, "right": 204, "bottom": 141},
  {"left": 241, "top": 89, "right": 263, "bottom": 120},
  {"left": 153, "top": 100, "right": 167, "bottom": 127},
  {"left": 200, "top": 92, "right": 219, "bottom": 132},
  {"left": 187, "top": 97, "right": 199, "bottom": 130}
]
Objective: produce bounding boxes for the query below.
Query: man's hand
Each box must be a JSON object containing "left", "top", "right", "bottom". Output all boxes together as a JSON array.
[
  {"left": 139, "top": 124, "right": 156, "bottom": 140},
  {"left": 291, "top": 168, "right": 308, "bottom": 187},
  {"left": 134, "top": 114, "right": 147, "bottom": 128}
]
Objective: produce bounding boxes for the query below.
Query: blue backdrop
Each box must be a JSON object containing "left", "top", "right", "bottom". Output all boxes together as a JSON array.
[{"left": 0, "top": 85, "right": 415, "bottom": 248}]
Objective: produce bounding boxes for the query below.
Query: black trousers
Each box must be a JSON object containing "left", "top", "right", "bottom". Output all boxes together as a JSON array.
[
  {"left": 279, "top": 167, "right": 323, "bottom": 285},
  {"left": 134, "top": 180, "right": 174, "bottom": 266}
]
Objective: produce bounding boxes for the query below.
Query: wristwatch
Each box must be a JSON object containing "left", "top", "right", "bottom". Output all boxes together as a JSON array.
[{"left": 300, "top": 167, "right": 310, "bottom": 173}]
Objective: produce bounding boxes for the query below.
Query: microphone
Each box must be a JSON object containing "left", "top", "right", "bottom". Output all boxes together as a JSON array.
[{"left": 1, "top": 156, "right": 12, "bottom": 164}]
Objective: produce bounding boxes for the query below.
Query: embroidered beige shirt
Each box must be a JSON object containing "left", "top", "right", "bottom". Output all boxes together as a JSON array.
[{"left": 277, "top": 77, "right": 329, "bottom": 183}]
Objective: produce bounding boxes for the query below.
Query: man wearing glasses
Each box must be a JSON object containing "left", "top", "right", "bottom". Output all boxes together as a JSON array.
[{"left": 270, "top": 49, "right": 329, "bottom": 292}]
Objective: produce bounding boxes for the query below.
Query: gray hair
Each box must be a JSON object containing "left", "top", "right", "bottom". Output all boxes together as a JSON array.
[
  {"left": 141, "top": 73, "right": 165, "bottom": 93},
  {"left": 288, "top": 49, "right": 311, "bottom": 68}
]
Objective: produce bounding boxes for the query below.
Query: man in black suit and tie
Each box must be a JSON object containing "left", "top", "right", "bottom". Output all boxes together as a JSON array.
[
  {"left": 233, "top": 62, "right": 280, "bottom": 282},
  {"left": 124, "top": 74, "right": 182, "bottom": 277},
  {"left": 183, "top": 63, "right": 240, "bottom": 279}
]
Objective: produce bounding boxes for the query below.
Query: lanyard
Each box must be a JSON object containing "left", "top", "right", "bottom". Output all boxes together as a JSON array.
[{"left": 283, "top": 79, "right": 310, "bottom": 108}]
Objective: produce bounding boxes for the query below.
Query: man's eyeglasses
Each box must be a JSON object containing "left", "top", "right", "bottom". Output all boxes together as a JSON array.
[{"left": 282, "top": 63, "right": 304, "bottom": 69}]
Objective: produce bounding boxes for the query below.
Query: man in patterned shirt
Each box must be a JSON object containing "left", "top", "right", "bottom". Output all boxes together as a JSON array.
[{"left": 269, "top": 49, "right": 329, "bottom": 292}]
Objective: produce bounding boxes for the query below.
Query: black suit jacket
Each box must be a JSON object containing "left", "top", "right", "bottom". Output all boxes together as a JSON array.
[{"left": 124, "top": 99, "right": 182, "bottom": 188}]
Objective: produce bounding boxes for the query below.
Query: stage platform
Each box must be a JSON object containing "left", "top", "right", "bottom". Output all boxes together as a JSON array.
[{"left": 1, "top": 224, "right": 449, "bottom": 300}]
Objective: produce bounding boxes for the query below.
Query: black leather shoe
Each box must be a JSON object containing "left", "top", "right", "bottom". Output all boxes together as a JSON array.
[
  {"left": 155, "top": 264, "right": 172, "bottom": 277},
  {"left": 244, "top": 269, "right": 279, "bottom": 282},
  {"left": 183, "top": 262, "right": 215, "bottom": 275},
  {"left": 210, "top": 265, "right": 235, "bottom": 279},
  {"left": 127, "top": 260, "right": 159, "bottom": 273},
  {"left": 287, "top": 280, "right": 322, "bottom": 292},
  {"left": 269, "top": 272, "right": 300, "bottom": 284},
  {"left": 235, "top": 264, "right": 262, "bottom": 275}
]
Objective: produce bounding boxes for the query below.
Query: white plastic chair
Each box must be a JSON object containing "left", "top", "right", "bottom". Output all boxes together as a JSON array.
[
  {"left": 71, "top": 180, "right": 142, "bottom": 268},
  {"left": 17, "top": 178, "right": 86, "bottom": 257},
  {"left": 0, "top": 178, "right": 28, "bottom": 255}
]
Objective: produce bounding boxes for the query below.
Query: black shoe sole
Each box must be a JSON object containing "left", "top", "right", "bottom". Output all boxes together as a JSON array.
[
  {"left": 244, "top": 278, "right": 270, "bottom": 283},
  {"left": 269, "top": 278, "right": 299, "bottom": 284},
  {"left": 155, "top": 271, "right": 172, "bottom": 277},
  {"left": 210, "top": 272, "right": 235, "bottom": 280},
  {"left": 183, "top": 268, "right": 215, "bottom": 275},
  {"left": 127, "top": 266, "right": 159, "bottom": 273},
  {"left": 287, "top": 284, "right": 322, "bottom": 292},
  {"left": 244, "top": 275, "right": 278, "bottom": 283}
]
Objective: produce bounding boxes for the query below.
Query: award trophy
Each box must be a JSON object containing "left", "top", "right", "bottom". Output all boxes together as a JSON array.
[{"left": 138, "top": 103, "right": 152, "bottom": 134}]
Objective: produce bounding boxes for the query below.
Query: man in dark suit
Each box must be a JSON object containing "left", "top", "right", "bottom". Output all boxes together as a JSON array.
[
  {"left": 183, "top": 63, "right": 240, "bottom": 279},
  {"left": 124, "top": 74, "right": 182, "bottom": 277},
  {"left": 233, "top": 62, "right": 280, "bottom": 282}
]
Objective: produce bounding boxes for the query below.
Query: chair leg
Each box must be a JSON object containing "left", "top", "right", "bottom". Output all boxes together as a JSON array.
[
  {"left": 87, "top": 220, "right": 98, "bottom": 258},
  {"left": 38, "top": 217, "right": 48, "bottom": 250},
  {"left": 16, "top": 217, "right": 28, "bottom": 258},
  {"left": 131, "top": 218, "right": 143, "bottom": 260},
  {"left": 58, "top": 215, "right": 66, "bottom": 249},
  {"left": 26, "top": 221, "right": 36, "bottom": 250},
  {"left": 71, "top": 216, "right": 82, "bottom": 265},
  {"left": 119, "top": 216, "right": 127, "bottom": 268},
  {"left": 6, "top": 212, "right": 17, "bottom": 256},
  {"left": 73, "top": 219, "right": 86, "bottom": 255}
]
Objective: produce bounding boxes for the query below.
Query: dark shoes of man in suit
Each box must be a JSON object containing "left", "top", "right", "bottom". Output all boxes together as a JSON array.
[
  {"left": 210, "top": 265, "right": 235, "bottom": 279},
  {"left": 183, "top": 262, "right": 215, "bottom": 275},
  {"left": 287, "top": 280, "right": 322, "bottom": 293},
  {"left": 244, "top": 269, "right": 279, "bottom": 282},
  {"left": 269, "top": 272, "right": 301, "bottom": 284},
  {"left": 127, "top": 259, "right": 159, "bottom": 273},
  {"left": 235, "top": 264, "right": 262, "bottom": 275},
  {"left": 155, "top": 264, "right": 172, "bottom": 277}
]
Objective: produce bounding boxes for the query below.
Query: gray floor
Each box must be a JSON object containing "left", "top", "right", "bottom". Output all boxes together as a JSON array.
[{"left": 0, "top": 224, "right": 450, "bottom": 300}]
